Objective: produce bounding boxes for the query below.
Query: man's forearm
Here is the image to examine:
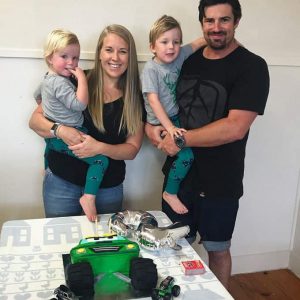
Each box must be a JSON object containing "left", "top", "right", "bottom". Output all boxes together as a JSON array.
[{"left": 185, "top": 110, "right": 257, "bottom": 147}]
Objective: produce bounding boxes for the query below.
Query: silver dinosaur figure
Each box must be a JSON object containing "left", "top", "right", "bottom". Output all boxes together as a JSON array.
[{"left": 108, "top": 210, "right": 190, "bottom": 251}]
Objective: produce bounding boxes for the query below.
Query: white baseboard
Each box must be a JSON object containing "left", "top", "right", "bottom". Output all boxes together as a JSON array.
[
  {"left": 231, "top": 251, "right": 290, "bottom": 275},
  {"left": 191, "top": 242, "right": 291, "bottom": 275},
  {"left": 289, "top": 251, "right": 300, "bottom": 278}
]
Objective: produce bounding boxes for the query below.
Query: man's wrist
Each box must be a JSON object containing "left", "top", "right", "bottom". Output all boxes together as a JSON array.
[{"left": 174, "top": 135, "right": 186, "bottom": 149}]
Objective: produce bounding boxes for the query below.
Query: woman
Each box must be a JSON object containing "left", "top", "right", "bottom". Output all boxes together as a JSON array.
[{"left": 29, "top": 24, "right": 144, "bottom": 220}]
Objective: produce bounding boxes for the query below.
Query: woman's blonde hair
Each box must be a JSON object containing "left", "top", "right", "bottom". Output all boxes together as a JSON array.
[
  {"left": 87, "top": 24, "right": 143, "bottom": 135},
  {"left": 149, "top": 15, "right": 183, "bottom": 47},
  {"left": 44, "top": 29, "right": 80, "bottom": 67}
]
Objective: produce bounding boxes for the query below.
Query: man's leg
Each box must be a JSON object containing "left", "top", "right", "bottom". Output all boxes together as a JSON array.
[
  {"left": 196, "top": 196, "right": 239, "bottom": 290},
  {"left": 208, "top": 249, "right": 231, "bottom": 289}
]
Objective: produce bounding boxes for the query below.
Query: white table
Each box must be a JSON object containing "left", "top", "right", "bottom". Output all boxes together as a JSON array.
[{"left": 0, "top": 211, "right": 234, "bottom": 299}]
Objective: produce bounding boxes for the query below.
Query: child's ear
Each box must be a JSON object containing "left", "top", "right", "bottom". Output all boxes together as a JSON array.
[
  {"left": 149, "top": 43, "right": 156, "bottom": 55},
  {"left": 47, "top": 55, "right": 53, "bottom": 65}
]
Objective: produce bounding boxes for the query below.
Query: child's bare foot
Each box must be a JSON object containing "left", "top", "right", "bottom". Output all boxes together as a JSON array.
[
  {"left": 80, "top": 194, "right": 97, "bottom": 222},
  {"left": 163, "top": 191, "right": 188, "bottom": 214}
]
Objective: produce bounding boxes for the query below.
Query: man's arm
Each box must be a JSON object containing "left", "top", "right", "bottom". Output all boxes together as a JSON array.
[
  {"left": 158, "top": 109, "right": 257, "bottom": 155},
  {"left": 186, "top": 109, "right": 257, "bottom": 147},
  {"left": 145, "top": 122, "right": 165, "bottom": 147}
]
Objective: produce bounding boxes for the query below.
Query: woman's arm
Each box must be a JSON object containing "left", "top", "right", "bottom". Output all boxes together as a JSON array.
[
  {"left": 69, "top": 124, "right": 145, "bottom": 160},
  {"left": 28, "top": 105, "right": 54, "bottom": 138},
  {"left": 28, "top": 104, "right": 83, "bottom": 145}
]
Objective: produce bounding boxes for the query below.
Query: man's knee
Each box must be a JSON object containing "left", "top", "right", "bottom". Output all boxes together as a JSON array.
[
  {"left": 207, "top": 247, "right": 231, "bottom": 267},
  {"left": 202, "top": 240, "right": 231, "bottom": 252}
]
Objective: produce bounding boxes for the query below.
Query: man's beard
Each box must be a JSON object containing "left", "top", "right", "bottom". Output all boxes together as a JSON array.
[{"left": 207, "top": 31, "right": 227, "bottom": 50}]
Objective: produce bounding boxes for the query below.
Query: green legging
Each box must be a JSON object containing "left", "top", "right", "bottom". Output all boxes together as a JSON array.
[
  {"left": 164, "top": 116, "right": 194, "bottom": 194},
  {"left": 44, "top": 136, "right": 108, "bottom": 195}
]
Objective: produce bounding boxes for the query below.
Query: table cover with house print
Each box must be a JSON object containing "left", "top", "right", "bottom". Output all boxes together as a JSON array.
[{"left": 0, "top": 211, "right": 233, "bottom": 299}]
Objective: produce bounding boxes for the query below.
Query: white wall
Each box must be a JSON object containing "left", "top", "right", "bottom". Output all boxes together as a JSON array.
[
  {"left": 0, "top": 0, "right": 300, "bottom": 275},
  {"left": 231, "top": 65, "right": 300, "bottom": 274},
  {"left": 290, "top": 172, "right": 300, "bottom": 277}
]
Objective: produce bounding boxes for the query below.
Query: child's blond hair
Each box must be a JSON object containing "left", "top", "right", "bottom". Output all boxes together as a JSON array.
[
  {"left": 149, "top": 15, "right": 183, "bottom": 47},
  {"left": 44, "top": 29, "right": 79, "bottom": 67}
]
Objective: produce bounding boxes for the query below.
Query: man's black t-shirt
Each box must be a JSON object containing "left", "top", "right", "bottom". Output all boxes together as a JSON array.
[
  {"left": 48, "top": 98, "right": 127, "bottom": 188},
  {"left": 164, "top": 46, "right": 269, "bottom": 198}
]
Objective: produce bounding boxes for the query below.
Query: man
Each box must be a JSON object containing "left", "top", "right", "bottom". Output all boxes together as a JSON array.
[{"left": 145, "top": 0, "right": 270, "bottom": 289}]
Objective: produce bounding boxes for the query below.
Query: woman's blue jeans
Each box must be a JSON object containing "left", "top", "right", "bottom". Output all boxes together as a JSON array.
[{"left": 43, "top": 168, "right": 123, "bottom": 218}]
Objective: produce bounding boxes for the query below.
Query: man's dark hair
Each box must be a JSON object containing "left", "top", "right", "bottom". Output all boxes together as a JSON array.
[{"left": 198, "top": 0, "right": 242, "bottom": 24}]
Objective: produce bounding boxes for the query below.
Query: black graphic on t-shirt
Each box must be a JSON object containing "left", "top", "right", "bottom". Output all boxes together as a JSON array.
[{"left": 177, "top": 76, "right": 227, "bottom": 129}]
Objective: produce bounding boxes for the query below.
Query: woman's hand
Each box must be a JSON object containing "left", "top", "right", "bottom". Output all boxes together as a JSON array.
[
  {"left": 56, "top": 126, "right": 83, "bottom": 146},
  {"left": 68, "top": 134, "right": 101, "bottom": 158},
  {"left": 70, "top": 121, "right": 145, "bottom": 160}
]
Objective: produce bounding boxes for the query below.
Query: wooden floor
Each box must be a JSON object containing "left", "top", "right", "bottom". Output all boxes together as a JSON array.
[{"left": 228, "top": 269, "right": 300, "bottom": 300}]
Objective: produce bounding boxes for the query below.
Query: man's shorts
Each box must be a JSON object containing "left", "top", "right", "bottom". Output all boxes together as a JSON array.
[{"left": 162, "top": 188, "right": 239, "bottom": 252}]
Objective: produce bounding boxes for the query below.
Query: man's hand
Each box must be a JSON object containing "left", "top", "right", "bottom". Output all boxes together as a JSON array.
[
  {"left": 145, "top": 123, "right": 165, "bottom": 147},
  {"left": 158, "top": 133, "right": 180, "bottom": 156}
]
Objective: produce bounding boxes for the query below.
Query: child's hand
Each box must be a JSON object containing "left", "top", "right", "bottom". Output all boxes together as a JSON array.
[
  {"left": 69, "top": 67, "right": 86, "bottom": 81},
  {"left": 168, "top": 126, "right": 187, "bottom": 138}
]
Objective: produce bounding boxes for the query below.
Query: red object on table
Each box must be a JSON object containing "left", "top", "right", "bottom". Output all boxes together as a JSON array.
[{"left": 181, "top": 260, "right": 206, "bottom": 275}]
